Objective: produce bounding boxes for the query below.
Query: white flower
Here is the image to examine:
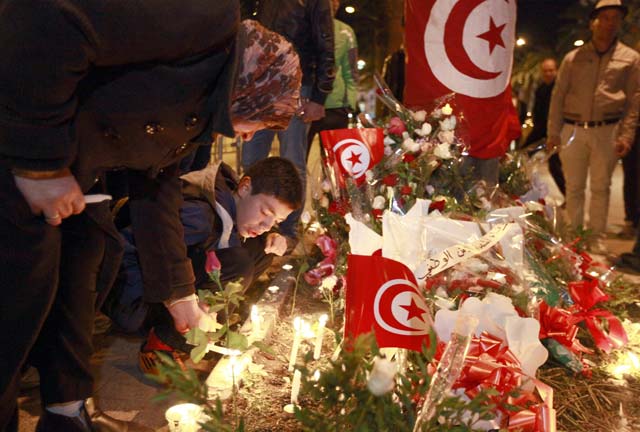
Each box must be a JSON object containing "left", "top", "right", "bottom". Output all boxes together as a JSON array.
[
  {"left": 412, "top": 110, "right": 427, "bottom": 122},
  {"left": 319, "top": 195, "right": 330, "bottom": 208},
  {"left": 433, "top": 143, "right": 453, "bottom": 159},
  {"left": 321, "top": 179, "right": 332, "bottom": 193},
  {"left": 402, "top": 137, "right": 421, "bottom": 153},
  {"left": 432, "top": 108, "right": 442, "bottom": 118},
  {"left": 383, "top": 135, "right": 395, "bottom": 146},
  {"left": 439, "top": 116, "right": 457, "bottom": 131},
  {"left": 367, "top": 357, "right": 396, "bottom": 396},
  {"left": 524, "top": 201, "right": 544, "bottom": 213},
  {"left": 365, "top": 170, "right": 374, "bottom": 182},
  {"left": 372, "top": 195, "right": 386, "bottom": 210},
  {"left": 441, "top": 103, "right": 453, "bottom": 115},
  {"left": 384, "top": 145, "right": 393, "bottom": 156},
  {"left": 320, "top": 275, "right": 338, "bottom": 291},
  {"left": 438, "top": 130, "right": 455, "bottom": 145},
  {"left": 300, "top": 211, "right": 311, "bottom": 224},
  {"left": 425, "top": 185, "right": 435, "bottom": 196},
  {"left": 414, "top": 122, "right": 433, "bottom": 137}
]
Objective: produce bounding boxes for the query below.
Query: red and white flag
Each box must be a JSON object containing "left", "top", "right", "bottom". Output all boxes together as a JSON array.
[
  {"left": 404, "top": 0, "right": 521, "bottom": 159},
  {"left": 320, "top": 128, "right": 384, "bottom": 188},
  {"left": 345, "top": 254, "right": 433, "bottom": 352}
]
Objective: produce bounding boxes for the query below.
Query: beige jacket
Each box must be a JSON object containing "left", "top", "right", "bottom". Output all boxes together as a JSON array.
[{"left": 548, "top": 40, "right": 640, "bottom": 143}]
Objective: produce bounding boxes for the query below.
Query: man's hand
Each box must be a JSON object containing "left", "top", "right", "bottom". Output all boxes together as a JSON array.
[
  {"left": 615, "top": 137, "right": 632, "bottom": 158},
  {"left": 264, "top": 233, "right": 288, "bottom": 256},
  {"left": 166, "top": 296, "right": 219, "bottom": 333},
  {"left": 301, "top": 101, "right": 326, "bottom": 123},
  {"left": 13, "top": 169, "right": 85, "bottom": 226},
  {"left": 546, "top": 135, "right": 561, "bottom": 153}
]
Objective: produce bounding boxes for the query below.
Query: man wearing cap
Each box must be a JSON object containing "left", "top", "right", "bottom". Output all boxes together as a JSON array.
[{"left": 547, "top": 0, "right": 640, "bottom": 254}]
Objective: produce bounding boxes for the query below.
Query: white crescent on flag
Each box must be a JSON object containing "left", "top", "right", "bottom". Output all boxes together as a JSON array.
[
  {"left": 424, "top": 0, "right": 516, "bottom": 98},
  {"left": 332, "top": 138, "right": 371, "bottom": 179},
  {"left": 373, "top": 279, "right": 432, "bottom": 336}
]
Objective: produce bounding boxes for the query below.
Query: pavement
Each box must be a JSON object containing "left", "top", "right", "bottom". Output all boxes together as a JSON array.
[{"left": 15, "top": 151, "right": 640, "bottom": 430}]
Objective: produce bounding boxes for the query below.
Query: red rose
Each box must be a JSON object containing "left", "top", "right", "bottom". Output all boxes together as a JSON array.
[
  {"left": 403, "top": 153, "right": 416, "bottom": 163},
  {"left": 387, "top": 117, "right": 406, "bottom": 135},
  {"left": 328, "top": 200, "right": 347, "bottom": 216},
  {"left": 382, "top": 174, "right": 399, "bottom": 186},
  {"left": 400, "top": 185, "right": 413, "bottom": 195},
  {"left": 372, "top": 209, "right": 383, "bottom": 219},
  {"left": 429, "top": 200, "right": 446, "bottom": 212}
]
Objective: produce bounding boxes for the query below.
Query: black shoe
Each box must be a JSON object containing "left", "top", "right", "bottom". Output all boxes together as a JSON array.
[
  {"left": 612, "top": 253, "right": 640, "bottom": 275},
  {"left": 85, "top": 398, "right": 153, "bottom": 432}
]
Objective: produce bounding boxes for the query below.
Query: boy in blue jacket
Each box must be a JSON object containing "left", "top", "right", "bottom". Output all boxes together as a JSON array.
[{"left": 103, "top": 157, "right": 302, "bottom": 363}]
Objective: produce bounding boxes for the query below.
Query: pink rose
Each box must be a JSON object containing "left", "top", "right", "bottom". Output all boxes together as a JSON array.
[
  {"left": 205, "top": 250, "right": 222, "bottom": 276},
  {"left": 387, "top": 117, "right": 406, "bottom": 136}
]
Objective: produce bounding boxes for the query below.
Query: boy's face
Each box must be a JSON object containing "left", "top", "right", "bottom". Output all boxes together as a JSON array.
[{"left": 235, "top": 179, "right": 294, "bottom": 238}]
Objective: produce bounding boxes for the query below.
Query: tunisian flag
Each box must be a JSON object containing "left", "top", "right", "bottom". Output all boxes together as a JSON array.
[
  {"left": 320, "top": 128, "right": 384, "bottom": 188},
  {"left": 404, "top": 0, "right": 521, "bottom": 159},
  {"left": 345, "top": 254, "right": 433, "bottom": 352}
]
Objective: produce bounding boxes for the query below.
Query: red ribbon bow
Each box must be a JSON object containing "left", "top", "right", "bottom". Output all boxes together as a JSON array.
[{"left": 568, "top": 280, "right": 628, "bottom": 353}]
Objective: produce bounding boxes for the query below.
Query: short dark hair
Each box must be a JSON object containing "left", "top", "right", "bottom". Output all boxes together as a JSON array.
[{"left": 242, "top": 157, "right": 303, "bottom": 210}]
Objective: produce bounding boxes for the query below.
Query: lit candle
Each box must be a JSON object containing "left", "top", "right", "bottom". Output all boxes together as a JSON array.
[
  {"left": 288, "top": 317, "right": 302, "bottom": 371},
  {"left": 250, "top": 305, "right": 261, "bottom": 340},
  {"left": 313, "top": 314, "right": 328, "bottom": 360},
  {"left": 165, "top": 403, "right": 202, "bottom": 432},
  {"left": 290, "top": 369, "right": 302, "bottom": 405}
]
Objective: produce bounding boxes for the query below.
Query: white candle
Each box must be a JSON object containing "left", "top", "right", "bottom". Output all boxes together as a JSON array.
[
  {"left": 288, "top": 317, "right": 302, "bottom": 371},
  {"left": 250, "top": 305, "right": 261, "bottom": 340},
  {"left": 165, "top": 403, "right": 202, "bottom": 432},
  {"left": 313, "top": 314, "right": 328, "bottom": 360},
  {"left": 290, "top": 369, "right": 302, "bottom": 404}
]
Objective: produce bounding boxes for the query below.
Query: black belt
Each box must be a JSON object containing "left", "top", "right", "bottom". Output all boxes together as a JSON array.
[{"left": 564, "top": 118, "right": 620, "bottom": 128}]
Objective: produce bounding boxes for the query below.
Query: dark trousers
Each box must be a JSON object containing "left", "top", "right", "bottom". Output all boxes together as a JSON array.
[
  {"left": 0, "top": 170, "right": 121, "bottom": 430},
  {"left": 623, "top": 139, "right": 640, "bottom": 226},
  {"left": 306, "top": 107, "right": 351, "bottom": 163},
  {"left": 548, "top": 153, "right": 566, "bottom": 197}
]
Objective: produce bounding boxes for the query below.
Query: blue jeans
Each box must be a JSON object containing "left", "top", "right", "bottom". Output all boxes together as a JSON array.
[{"left": 241, "top": 86, "right": 311, "bottom": 238}]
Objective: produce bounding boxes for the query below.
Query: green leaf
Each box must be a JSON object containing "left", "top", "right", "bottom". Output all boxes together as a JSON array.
[
  {"left": 227, "top": 330, "right": 248, "bottom": 351},
  {"left": 184, "top": 327, "right": 208, "bottom": 346},
  {"left": 251, "top": 341, "right": 277, "bottom": 357},
  {"left": 190, "top": 343, "right": 208, "bottom": 363}
]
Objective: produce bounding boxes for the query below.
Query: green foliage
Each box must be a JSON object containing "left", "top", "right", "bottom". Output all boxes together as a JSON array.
[{"left": 293, "top": 333, "right": 501, "bottom": 432}]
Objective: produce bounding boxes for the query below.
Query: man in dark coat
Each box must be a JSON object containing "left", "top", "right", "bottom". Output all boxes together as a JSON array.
[
  {"left": 0, "top": 2, "right": 263, "bottom": 431},
  {"left": 524, "top": 58, "right": 566, "bottom": 197}
]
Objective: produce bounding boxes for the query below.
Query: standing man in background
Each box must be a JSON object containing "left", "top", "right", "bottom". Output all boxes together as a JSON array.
[
  {"left": 307, "top": 0, "right": 359, "bottom": 161},
  {"left": 241, "top": 0, "right": 335, "bottom": 250},
  {"left": 524, "top": 58, "right": 566, "bottom": 199},
  {"left": 547, "top": 0, "right": 640, "bottom": 254}
]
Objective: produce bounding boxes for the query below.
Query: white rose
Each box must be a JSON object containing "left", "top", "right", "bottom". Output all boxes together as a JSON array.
[
  {"left": 425, "top": 185, "right": 435, "bottom": 196},
  {"left": 319, "top": 195, "right": 330, "bottom": 208},
  {"left": 402, "top": 137, "right": 421, "bottom": 153},
  {"left": 402, "top": 131, "right": 410, "bottom": 140},
  {"left": 321, "top": 179, "right": 332, "bottom": 193},
  {"left": 372, "top": 195, "right": 386, "bottom": 210},
  {"left": 439, "top": 116, "right": 457, "bottom": 131},
  {"left": 384, "top": 145, "right": 393, "bottom": 156},
  {"left": 320, "top": 275, "right": 338, "bottom": 290},
  {"left": 365, "top": 170, "right": 374, "bottom": 182},
  {"left": 441, "top": 103, "right": 453, "bottom": 116},
  {"left": 383, "top": 135, "right": 396, "bottom": 146},
  {"left": 412, "top": 110, "right": 427, "bottom": 122},
  {"left": 433, "top": 143, "right": 453, "bottom": 159},
  {"left": 414, "top": 122, "right": 433, "bottom": 137},
  {"left": 437, "top": 130, "right": 455, "bottom": 145},
  {"left": 367, "top": 357, "right": 396, "bottom": 396},
  {"left": 300, "top": 211, "right": 311, "bottom": 225}
]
